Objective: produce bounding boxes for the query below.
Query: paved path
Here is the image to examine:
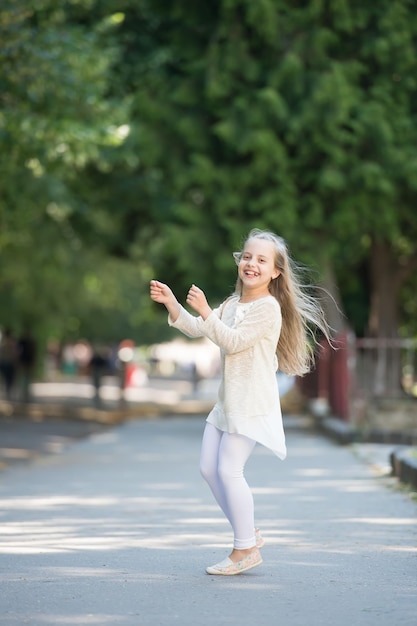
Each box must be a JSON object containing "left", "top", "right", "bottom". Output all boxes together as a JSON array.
[
  {"left": 0, "top": 417, "right": 109, "bottom": 468},
  {"left": 0, "top": 415, "right": 416, "bottom": 626}
]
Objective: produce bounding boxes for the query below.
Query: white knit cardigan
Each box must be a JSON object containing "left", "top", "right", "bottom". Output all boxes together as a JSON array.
[{"left": 169, "top": 294, "right": 287, "bottom": 459}]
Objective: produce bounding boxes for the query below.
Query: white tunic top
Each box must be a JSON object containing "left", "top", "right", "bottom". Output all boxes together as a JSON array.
[{"left": 169, "top": 294, "right": 287, "bottom": 459}]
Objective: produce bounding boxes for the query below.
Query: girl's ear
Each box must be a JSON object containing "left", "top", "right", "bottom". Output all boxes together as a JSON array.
[{"left": 272, "top": 270, "right": 280, "bottom": 280}]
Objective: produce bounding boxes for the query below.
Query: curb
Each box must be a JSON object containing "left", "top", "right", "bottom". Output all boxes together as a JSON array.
[
  {"left": 315, "top": 416, "right": 417, "bottom": 491},
  {"left": 316, "top": 416, "right": 417, "bottom": 446},
  {"left": 316, "top": 417, "right": 357, "bottom": 445},
  {"left": 390, "top": 447, "right": 417, "bottom": 491},
  {"left": 0, "top": 398, "right": 214, "bottom": 425}
]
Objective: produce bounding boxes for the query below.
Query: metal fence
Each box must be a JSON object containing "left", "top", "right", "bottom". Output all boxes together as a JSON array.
[
  {"left": 299, "top": 333, "right": 417, "bottom": 421},
  {"left": 353, "top": 337, "right": 417, "bottom": 401}
]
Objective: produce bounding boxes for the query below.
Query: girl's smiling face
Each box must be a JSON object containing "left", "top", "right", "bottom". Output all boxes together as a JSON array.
[{"left": 238, "top": 238, "right": 280, "bottom": 298}]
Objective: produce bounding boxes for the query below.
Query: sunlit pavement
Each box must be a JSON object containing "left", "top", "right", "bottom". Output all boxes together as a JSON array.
[
  {"left": 29, "top": 375, "right": 221, "bottom": 408},
  {"left": 0, "top": 413, "right": 416, "bottom": 626}
]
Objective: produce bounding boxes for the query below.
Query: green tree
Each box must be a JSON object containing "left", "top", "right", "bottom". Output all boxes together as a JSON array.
[
  {"left": 0, "top": 0, "right": 136, "bottom": 347},
  {"left": 2, "top": 0, "right": 417, "bottom": 365},
  {"left": 97, "top": 0, "right": 417, "bottom": 342}
]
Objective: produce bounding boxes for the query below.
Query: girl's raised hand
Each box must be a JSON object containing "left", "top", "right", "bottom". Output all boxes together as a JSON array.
[
  {"left": 150, "top": 280, "right": 181, "bottom": 322},
  {"left": 149, "top": 280, "right": 174, "bottom": 304},
  {"left": 186, "top": 284, "right": 212, "bottom": 319}
]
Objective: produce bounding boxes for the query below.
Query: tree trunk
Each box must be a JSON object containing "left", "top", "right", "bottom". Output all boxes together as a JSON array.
[
  {"left": 319, "top": 257, "right": 348, "bottom": 336},
  {"left": 367, "top": 239, "right": 402, "bottom": 396},
  {"left": 368, "top": 239, "right": 401, "bottom": 339},
  {"left": 305, "top": 257, "right": 351, "bottom": 419}
]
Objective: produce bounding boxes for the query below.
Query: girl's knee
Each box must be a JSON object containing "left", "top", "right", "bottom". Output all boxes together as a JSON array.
[
  {"left": 200, "top": 460, "right": 216, "bottom": 485},
  {"left": 218, "top": 460, "right": 241, "bottom": 483}
]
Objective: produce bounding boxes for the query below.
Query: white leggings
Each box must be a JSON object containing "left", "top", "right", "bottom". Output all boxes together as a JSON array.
[{"left": 200, "top": 422, "right": 257, "bottom": 550}]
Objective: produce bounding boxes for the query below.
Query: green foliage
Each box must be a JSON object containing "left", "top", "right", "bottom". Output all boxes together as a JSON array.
[
  {"left": 0, "top": 0, "right": 133, "bottom": 346},
  {"left": 1, "top": 0, "right": 417, "bottom": 354},
  {"left": 110, "top": 0, "right": 417, "bottom": 336}
]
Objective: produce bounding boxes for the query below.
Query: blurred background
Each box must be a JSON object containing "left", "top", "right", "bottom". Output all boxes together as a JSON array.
[{"left": 1, "top": 0, "right": 416, "bottom": 430}]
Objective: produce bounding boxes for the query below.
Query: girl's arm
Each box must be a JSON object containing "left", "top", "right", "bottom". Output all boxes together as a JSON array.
[
  {"left": 185, "top": 284, "right": 282, "bottom": 353},
  {"left": 185, "top": 284, "right": 212, "bottom": 320},
  {"left": 150, "top": 280, "right": 208, "bottom": 339},
  {"left": 149, "top": 280, "right": 181, "bottom": 322},
  {"left": 201, "top": 299, "right": 282, "bottom": 353}
]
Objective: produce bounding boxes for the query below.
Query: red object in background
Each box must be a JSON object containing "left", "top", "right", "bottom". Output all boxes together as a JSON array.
[
  {"left": 125, "top": 362, "right": 137, "bottom": 388},
  {"left": 119, "top": 339, "right": 134, "bottom": 349},
  {"left": 329, "top": 331, "right": 351, "bottom": 421},
  {"left": 297, "top": 331, "right": 351, "bottom": 420},
  {"left": 118, "top": 339, "right": 135, "bottom": 389}
]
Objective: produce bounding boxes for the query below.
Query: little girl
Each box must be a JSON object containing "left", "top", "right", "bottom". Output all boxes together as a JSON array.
[{"left": 150, "top": 228, "right": 330, "bottom": 576}]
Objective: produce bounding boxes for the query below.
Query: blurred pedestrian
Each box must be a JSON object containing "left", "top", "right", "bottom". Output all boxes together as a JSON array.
[
  {"left": 89, "top": 347, "right": 108, "bottom": 406},
  {"left": 117, "top": 340, "right": 134, "bottom": 405},
  {"left": 0, "top": 328, "right": 18, "bottom": 401},
  {"left": 190, "top": 361, "right": 200, "bottom": 393},
  {"left": 150, "top": 228, "right": 331, "bottom": 576},
  {"left": 18, "top": 329, "right": 37, "bottom": 402}
]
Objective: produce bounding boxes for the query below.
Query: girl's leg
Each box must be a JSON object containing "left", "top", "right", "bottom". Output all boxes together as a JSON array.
[
  {"left": 200, "top": 423, "right": 257, "bottom": 551},
  {"left": 199, "top": 423, "right": 232, "bottom": 524},
  {"left": 218, "top": 431, "right": 256, "bottom": 550}
]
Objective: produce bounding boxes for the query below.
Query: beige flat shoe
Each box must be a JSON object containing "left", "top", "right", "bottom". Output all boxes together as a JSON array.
[
  {"left": 255, "top": 528, "right": 265, "bottom": 548},
  {"left": 206, "top": 549, "right": 263, "bottom": 576}
]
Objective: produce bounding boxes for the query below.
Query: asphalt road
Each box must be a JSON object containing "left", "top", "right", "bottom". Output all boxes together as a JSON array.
[
  {"left": 0, "top": 416, "right": 109, "bottom": 469},
  {"left": 0, "top": 415, "right": 416, "bottom": 626}
]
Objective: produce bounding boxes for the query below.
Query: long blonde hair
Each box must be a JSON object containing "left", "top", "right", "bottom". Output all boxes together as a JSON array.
[{"left": 233, "top": 229, "right": 331, "bottom": 376}]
